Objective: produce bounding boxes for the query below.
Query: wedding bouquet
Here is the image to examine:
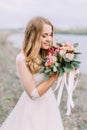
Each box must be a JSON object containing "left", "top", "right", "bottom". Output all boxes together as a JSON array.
[
  {"left": 40, "top": 42, "right": 81, "bottom": 115},
  {"left": 40, "top": 42, "right": 81, "bottom": 79}
]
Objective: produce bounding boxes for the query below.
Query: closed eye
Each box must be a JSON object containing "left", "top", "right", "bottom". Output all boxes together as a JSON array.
[
  {"left": 42, "top": 32, "right": 53, "bottom": 38},
  {"left": 42, "top": 35, "right": 46, "bottom": 38}
]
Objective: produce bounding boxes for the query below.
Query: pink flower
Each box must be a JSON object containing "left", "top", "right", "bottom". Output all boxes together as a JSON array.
[
  {"left": 59, "top": 50, "right": 66, "bottom": 56},
  {"left": 65, "top": 42, "right": 75, "bottom": 51},
  {"left": 48, "top": 46, "right": 60, "bottom": 56},
  {"left": 60, "top": 46, "right": 67, "bottom": 51},
  {"left": 65, "top": 53, "right": 74, "bottom": 60},
  {"left": 45, "top": 55, "right": 57, "bottom": 67}
]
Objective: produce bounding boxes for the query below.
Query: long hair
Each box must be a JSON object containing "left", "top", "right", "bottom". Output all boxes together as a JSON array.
[{"left": 22, "top": 16, "right": 53, "bottom": 73}]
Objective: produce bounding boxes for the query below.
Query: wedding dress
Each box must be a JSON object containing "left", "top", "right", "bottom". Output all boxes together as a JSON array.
[{"left": 0, "top": 72, "right": 64, "bottom": 130}]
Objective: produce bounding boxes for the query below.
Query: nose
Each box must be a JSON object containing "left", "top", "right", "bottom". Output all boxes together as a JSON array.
[{"left": 46, "top": 36, "right": 52, "bottom": 42}]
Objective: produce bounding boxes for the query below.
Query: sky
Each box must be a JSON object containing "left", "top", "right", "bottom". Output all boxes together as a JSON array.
[{"left": 0, "top": 0, "right": 87, "bottom": 29}]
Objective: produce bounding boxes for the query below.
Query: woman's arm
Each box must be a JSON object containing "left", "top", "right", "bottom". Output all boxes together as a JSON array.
[
  {"left": 37, "top": 75, "right": 58, "bottom": 96},
  {"left": 16, "top": 54, "right": 58, "bottom": 99}
]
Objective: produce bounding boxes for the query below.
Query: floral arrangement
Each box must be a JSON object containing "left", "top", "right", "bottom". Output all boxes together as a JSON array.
[
  {"left": 40, "top": 42, "right": 81, "bottom": 79},
  {"left": 40, "top": 42, "right": 81, "bottom": 115}
]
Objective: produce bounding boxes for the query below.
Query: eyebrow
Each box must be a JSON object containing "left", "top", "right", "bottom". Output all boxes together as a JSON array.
[{"left": 42, "top": 32, "right": 53, "bottom": 35}]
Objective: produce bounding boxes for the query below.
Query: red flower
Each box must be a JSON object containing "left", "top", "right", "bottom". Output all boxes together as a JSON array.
[{"left": 48, "top": 46, "right": 60, "bottom": 56}]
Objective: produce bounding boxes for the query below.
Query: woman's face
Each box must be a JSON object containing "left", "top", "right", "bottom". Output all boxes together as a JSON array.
[{"left": 40, "top": 24, "right": 53, "bottom": 50}]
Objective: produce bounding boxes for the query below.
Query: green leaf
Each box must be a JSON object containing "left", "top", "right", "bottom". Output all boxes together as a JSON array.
[
  {"left": 75, "top": 61, "right": 81, "bottom": 64},
  {"left": 64, "top": 67, "right": 73, "bottom": 72},
  {"left": 73, "top": 54, "right": 78, "bottom": 59},
  {"left": 56, "top": 43, "right": 62, "bottom": 46},
  {"left": 44, "top": 75, "right": 49, "bottom": 80},
  {"left": 55, "top": 62, "right": 59, "bottom": 67},
  {"left": 53, "top": 66, "right": 58, "bottom": 72},
  {"left": 64, "top": 57, "right": 70, "bottom": 62},
  {"left": 39, "top": 66, "right": 45, "bottom": 73},
  {"left": 74, "top": 52, "right": 82, "bottom": 54},
  {"left": 73, "top": 43, "right": 79, "bottom": 48},
  {"left": 59, "top": 68, "right": 65, "bottom": 76},
  {"left": 64, "top": 62, "right": 71, "bottom": 67},
  {"left": 45, "top": 68, "right": 51, "bottom": 73},
  {"left": 71, "top": 61, "right": 81, "bottom": 68},
  {"left": 64, "top": 63, "right": 73, "bottom": 72}
]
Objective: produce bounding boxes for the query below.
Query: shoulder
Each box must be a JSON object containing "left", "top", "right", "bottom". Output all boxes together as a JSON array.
[
  {"left": 16, "top": 52, "right": 32, "bottom": 76},
  {"left": 16, "top": 51, "right": 25, "bottom": 65}
]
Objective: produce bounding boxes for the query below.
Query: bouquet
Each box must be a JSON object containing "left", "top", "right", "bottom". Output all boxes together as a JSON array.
[
  {"left": 40, "top": 42, "right": 81, "bottom": 115},
  {"left": 40, "top": 42, "right": 81, "bottom": 79}
]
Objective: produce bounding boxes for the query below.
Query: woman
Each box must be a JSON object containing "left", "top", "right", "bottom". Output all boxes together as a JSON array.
[{"left": 0, "top": 16, "right": 64, "bottom": 130}]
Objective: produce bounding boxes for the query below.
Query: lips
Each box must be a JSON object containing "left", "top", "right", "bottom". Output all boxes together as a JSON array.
[{"left": 44, "top": 42, "right": 50, "bottom": 46}]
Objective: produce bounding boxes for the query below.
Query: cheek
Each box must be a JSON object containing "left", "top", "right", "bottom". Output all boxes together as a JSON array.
[
  {"left": 41, "top": 42, "right": 45, "bottom": 48},
  {"left": 40, "top": 38, "right": 45, "bottom": 47}
]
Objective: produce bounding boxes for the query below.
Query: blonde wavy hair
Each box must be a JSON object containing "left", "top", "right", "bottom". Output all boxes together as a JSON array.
[{"left": 22, "top": 16, "right": 53, "bottom": 73}]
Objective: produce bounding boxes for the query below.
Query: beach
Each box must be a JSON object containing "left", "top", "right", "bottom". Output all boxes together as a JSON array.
[{"left": 0, "top": 30, "right": 87, "bottom": 130}]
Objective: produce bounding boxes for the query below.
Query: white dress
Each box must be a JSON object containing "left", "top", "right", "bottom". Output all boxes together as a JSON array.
[{"left": 0, "top": 73, "right": 64, "bottom": 130}]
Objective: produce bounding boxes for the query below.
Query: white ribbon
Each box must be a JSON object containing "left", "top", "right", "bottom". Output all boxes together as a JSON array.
[
  {"left": 54, "top": 69, "right": 79, "bottom": 116},
  {"left": 54, "top": 74, "right": 65, "bottom": 106}
]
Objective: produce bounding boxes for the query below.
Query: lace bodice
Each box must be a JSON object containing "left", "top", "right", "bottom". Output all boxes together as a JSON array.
[{"left": 33, "top": 73, "right": 45, "bottom": 86}]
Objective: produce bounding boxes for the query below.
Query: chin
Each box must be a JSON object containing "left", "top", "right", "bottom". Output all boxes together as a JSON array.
[
  {"left": 45, "top": 47, "right": 49, "bottom": 49},
  {"left": 43, "top": 46, "right": 50, "bottom": 50}
]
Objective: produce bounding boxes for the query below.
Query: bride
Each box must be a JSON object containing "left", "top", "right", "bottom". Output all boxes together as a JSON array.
[{"left": 0, "top": 16, "right": 64, "bottom": 130}]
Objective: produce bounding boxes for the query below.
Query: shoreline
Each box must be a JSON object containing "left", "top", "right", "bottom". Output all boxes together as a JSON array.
[{"left": 7, "top": 32, "right": 87, "bottom": 75}]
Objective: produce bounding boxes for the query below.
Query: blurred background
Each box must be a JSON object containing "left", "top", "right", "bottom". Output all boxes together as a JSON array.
[
  {"left": 0, "top": 0, "right": 87, "bottom": 129},
  {"left": 0, "top": 0, "right": 87, "bottom": 29},
  {"left": 0, "top": 0, "right": 87, "bottom": 73}
]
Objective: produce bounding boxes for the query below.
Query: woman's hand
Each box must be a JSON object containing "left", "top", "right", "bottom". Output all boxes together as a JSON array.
[
  {"left": 37, "top": 73, "right": 59, "bottom": 96},
  {"left": 49, "top": 73, "right": 59, "bottom": 82}
]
